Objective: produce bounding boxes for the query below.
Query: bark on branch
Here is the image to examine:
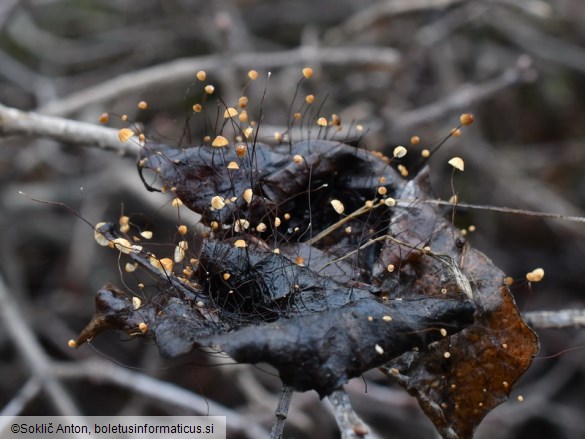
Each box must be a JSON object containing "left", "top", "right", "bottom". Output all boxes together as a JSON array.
[{"left": 0, "top": 103, "right": 139, "bottom": 155}]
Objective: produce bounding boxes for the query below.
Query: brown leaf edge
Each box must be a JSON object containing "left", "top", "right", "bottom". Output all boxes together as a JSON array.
[{"left": 380, "top": 170, "right": 540, "bottom": 439}]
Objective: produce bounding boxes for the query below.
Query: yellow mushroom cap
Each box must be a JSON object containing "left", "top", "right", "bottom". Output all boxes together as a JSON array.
[
  {"left": 243, "top": 188, "right": 253, "bottom": 204},
  {"left": 118, "top": 128, "right": 135, "bottom": 143},
  {"left": 330, "top": 199, "right": 345, "bottom": 214},
  {"left": 459, "top": 113, "right": 474, "bottom": 126},
  {"left": 448, "top": 157, "right": 465, "bottom": 171},
  {"left": 224, "top": 107, "right": 238, "bottom": 118},
  {"left": 393, "top": 146, "right": 407, "bottom": 158},
  {"left": 526, "top": 268, "right": 545, "bottom": 282},
  {"left": 212, "top": 136, "right": 229, "bottom": 147}
]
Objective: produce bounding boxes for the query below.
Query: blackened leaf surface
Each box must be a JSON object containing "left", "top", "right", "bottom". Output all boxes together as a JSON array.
[
  {"left": 139, "top": 140, "right": 404, "bottom": 260},
  {"left": 75, "top": 229, "right": 474, "bottom": 397},
  {"left": 208, "top": 297, "right": 474, "bottom": 397},
  {"left": 197, "top": 240, "right": 374, "bottom": 316},
  {"left": 139, "top": 142, "right": 285, "bottom": 225},
  {"left": 77, "top": 139, "right": 538, "bottom": 438},
  {"left": 76, "top": 281, "right": 473, "bottom": 398}
]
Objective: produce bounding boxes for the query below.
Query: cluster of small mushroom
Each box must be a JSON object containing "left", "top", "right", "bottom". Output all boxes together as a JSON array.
[
  {"left": 92, "top": 214, "right": 201, "bottom": 295},
  {"left": 95, "top": 66, "right": 551, "bottom": 363}
]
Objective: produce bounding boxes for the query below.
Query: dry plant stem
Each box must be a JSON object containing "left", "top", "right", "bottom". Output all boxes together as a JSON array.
[
  {"left": 0, "top": 378, "right": 42, "bottom": 417},
  {"left": 39, "top": 46, "right": 400, "bottom": 117},
  {"left": 398, "top": 199, "right": 585, "bottom": 224},
  {"left": 51, "top": 360, "right": 270, "bottom": 439},
  {"left": 0, "top": 50, "right": 53, "bottom": 99},
  {"left": 415, "top": 2, "right": 487, "bottom": 46},
  {"left": 385, "top": 370, "right": 456, "bottom": 439},
  {"left": 389, "top": 60, "right": 534, "bottom": 132},
  {"left": 306, "top": 203, "right": 380, "bottom": 246},
  {"left": 324, "top": 0, "right": 465, "bottom": 44},
  {"left": 492, "top": 0, "right": 553, "bottom": 19},
  {"left": 465, "top": 136, "right": 585, "bottom": 240},
  {"left": 270, "top": 386, "right": 294, "bottom": 439},
  {"left": 327, "top": 389, "right": 378, "bottom": 439},
  {"left": 524, "top": 309, "right": 585, "bottom": 329},
  {"left": 6, "top": 10, "right": 132, "bottom": 67},
  {"left": 0, "top": 275, "right": 80, "bottom": 416},
  {"left": 0, "top": 92, "right": 363, "bottom": 155},
  {"left": 491, "top": 9, "right": 585, "bottom": 74},
  {"left": 0, "top": 0, "right": 20, "bottom": 29},
  {"left": 0, "top": 103, "right": 139, "bottom": 155}
]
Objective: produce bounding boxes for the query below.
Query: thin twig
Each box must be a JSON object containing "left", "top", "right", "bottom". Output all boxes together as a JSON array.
[
  {"left": 270, "top": 385, "right": 294, "bottom": 439},
  {"left": 399, "top": 199, "right": 585, "bottom": 224},
  {"left": 388, "top": 59, "right": 536, "bottom": 132},
  {"left": 327, "top": 389, "right": 379, "bottom": 439},
  {"left": 382, "top": 368, "right": 457, "bottom": 439},
  {"left": 324, "top": 0, "right": 465, "bottom": 44},
  {"left": 0, "top": 378, "right": 42, "bottom": 417},
  {"left": 305, "top": 203, "right": 380, "bottom": 246},
  {"left": 463, "top": 135, "right": 585, "bottom": 240},
  {"left": 51, "top": 359, "right": 270, "bottom": 439},
  {"left": 0, "top": 103, "right": 139, "bottom": 155},
  {"left": 474, "top": 357, "right": 585, "bottom": 437},
  {"left": 491, "top": 9, "right": 585, "bottom": 75},
  {"left": 39, "top": 46, "right": 400, "bottom": 117},
  {"left": 0, "top": 275, "right": 80, "bottom": 415},
  {"left": 524, "top": 309, "right": 585, "bottom": 329}
]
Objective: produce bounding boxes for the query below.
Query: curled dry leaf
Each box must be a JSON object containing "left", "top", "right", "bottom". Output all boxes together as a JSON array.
[
  {"left": 75, "top": 239, "right": 474, "bottom": 397},
  {"left": 76, "top": 138, "right": 538, "bottom": 438},
  {"left": 378, "top": 170, "right": 539, "bottom": 439},
  {"left": 137, "top": 140, "right": 400, "bottom": 259}
]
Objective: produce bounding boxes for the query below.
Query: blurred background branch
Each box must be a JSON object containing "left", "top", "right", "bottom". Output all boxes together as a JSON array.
[{"left": 1, "top": 1, "right": 584, "bottom": 438}]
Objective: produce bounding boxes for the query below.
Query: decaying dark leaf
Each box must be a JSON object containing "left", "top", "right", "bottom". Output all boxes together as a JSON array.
[
  {"left": 75, "top": 138, "right": 538, "bottom": 438},
  {"left": 379, "top": 170, "right": 539, "bottom": 439},
  {"left": 137, "top": 139, "right": 400, "bottom": 270},
  {"left": 77, "top": 224, "right": 474, "bottom": 397},
  {"left": 85, "top": 283, "right": 475, "bottom": 397}
]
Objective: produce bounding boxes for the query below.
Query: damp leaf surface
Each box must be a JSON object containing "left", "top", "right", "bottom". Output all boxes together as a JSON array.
[{"left": 77, "top": 139, "right": 538, "bottom": 438}]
